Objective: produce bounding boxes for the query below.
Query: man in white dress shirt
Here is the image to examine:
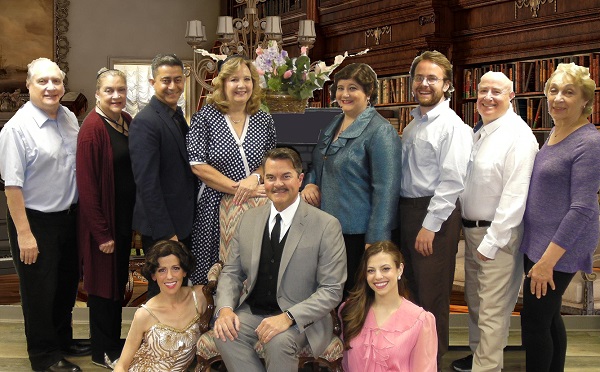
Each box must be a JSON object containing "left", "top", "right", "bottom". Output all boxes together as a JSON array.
[
  {"left": 451, "top": 71, "right": 539, "bottom": 372},
  {"left": 0, "top": 58, "right": 85, "bottom": 372},
  {"left": 399, "top": 50, "right": 473, "bottom": 367}
]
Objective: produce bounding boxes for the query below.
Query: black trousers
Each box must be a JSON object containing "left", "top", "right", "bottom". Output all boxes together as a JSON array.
[
  {"left": 343, "top": 229, "right": 400, "bottom": 298},
  {"left": 342, "top": 233, "right": 365, "bottom": 297},
  {"left": 141, "top": 234, "right": 191, "bottom": 300},
  {"left": 88, "top": 231, "right": 132, "bottom": 362},
  {"left": 398, "top": 196, "right": 462, "bottom": 362},
  {"left": 521, "top": 255, "right": 575, "bottom": 372},
  {"left": 8, "top": 208, "right": 79, "bottom": 371}
]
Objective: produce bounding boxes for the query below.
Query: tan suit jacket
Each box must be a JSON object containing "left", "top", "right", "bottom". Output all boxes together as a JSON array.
[{"left": 215, "top": 199, "right": 347, "bottom": 356}]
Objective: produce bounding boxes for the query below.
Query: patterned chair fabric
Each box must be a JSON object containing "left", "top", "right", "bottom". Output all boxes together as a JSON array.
[
  {"left": 195, "top": 195, "right": 344, "bottom": 371},
  {"left": 218, "top": 194, "right": 268, "bottom": 262}
]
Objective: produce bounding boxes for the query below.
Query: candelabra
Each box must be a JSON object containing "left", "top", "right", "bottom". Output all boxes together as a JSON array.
[{"left": 185, "top": 0, "right": 316, "bottom": 91}]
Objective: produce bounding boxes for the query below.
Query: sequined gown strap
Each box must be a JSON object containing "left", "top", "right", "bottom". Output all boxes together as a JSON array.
[{"left": 127, "top": 291, "right": 203, "bottom": 371}]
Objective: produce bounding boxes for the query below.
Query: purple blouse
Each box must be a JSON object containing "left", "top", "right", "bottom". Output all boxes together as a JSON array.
[{"left": 520, "top": 124, "right": 600, "bottom": 273}]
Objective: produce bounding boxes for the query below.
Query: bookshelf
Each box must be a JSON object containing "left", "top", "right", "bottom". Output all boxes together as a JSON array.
[
  {"left": 375, "top": 74, "right": 417, "bottom": 135},
  {"left": 457, "top": 52, "right": 600, "bottom": 132},
  {"left": 228, "top": 0, "right": 304, "bottom": 19}
]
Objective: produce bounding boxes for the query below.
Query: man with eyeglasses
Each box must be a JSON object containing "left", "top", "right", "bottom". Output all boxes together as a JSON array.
[
  {"left": 398, "top": 50, "right": 472, "bottom": 369},
  {"left": 451, "top": 71, "right": 538, "bottom": 372},
  {"left": 129, "top": 54, "right": 195, "bottom": 299}
]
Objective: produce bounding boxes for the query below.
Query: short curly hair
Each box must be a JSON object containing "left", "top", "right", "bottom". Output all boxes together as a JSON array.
[
  {"left": 329, "top": 63, "right": 378, "bottom": 104},
  {"left": 544, "top": 62, "right": 596, "bottom": 117},
  {"left": 141, "top": 240, "right": 194, "bottom": 281}
]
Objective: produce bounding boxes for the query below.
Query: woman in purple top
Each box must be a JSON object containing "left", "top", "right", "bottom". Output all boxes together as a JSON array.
[{"left": 519, "top": 63, "right": 600, "bottom": 372}]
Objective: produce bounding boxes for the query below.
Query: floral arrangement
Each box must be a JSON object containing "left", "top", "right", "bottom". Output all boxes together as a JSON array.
[{"left": 253, "top": 40, "right": 356, "bottom": 100}]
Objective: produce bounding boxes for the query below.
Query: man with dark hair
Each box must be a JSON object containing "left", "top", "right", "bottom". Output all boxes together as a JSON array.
[
  {"left": 129, "top": 53, "right": 195, "bottom": 298},
  {"left": 398, "top": 50, "right": 473, "bottom": 367},
  {"left": 0, "top": 58, "right": 89, "bottom": 372},
  {"left": 213, "top": 148, "right": 347, "bottom": 371}
]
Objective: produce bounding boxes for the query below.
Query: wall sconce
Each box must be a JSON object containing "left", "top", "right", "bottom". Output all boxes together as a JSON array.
[
  {"left": 365, "top": 26, "right": 391, "bottom": 46},
  {"left": 515, "top": 0, "right": 557, "bottom": 18},
  {"left": 298, "top": 19, "right": 316, "bottom": 50}
]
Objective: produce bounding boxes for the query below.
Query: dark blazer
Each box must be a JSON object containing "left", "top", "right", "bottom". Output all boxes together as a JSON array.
[{"left": 129, "top": 96, "right": 195, "bottom": 240}]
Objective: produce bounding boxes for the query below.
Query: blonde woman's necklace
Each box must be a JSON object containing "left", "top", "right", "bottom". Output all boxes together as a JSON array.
[{"left": 227, "top": 114, "right": 245, "bottom": 125}]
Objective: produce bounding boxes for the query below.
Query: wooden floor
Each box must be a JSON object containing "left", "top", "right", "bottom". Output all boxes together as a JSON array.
[
  {"left": 1, "top": 276, "right": 598, "bottom": 371},
  {"left": 0, "top": 310, "right": 598, "bottom": 371}
]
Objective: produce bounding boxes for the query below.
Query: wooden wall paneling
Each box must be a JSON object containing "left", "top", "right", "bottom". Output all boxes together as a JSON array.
[
  {"left": 451, "top": 0, "right": 600, "bottom": 65},
  {"left": 317, "top": 1, "right": 457, "bottom": 75}
]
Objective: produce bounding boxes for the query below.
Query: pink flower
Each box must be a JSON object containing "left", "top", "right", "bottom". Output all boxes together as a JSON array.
[
  {"left": 300, "top": 46, "right": 308, "bottom": 55},
  {"left": 256, "top": 68, "right": 265, "bottom": 76},
  {"left": 256, "top": 46, "right": 263, "bottom": 56},
  {"left": 283, "top": 70, "right": 293, "bottom": 79}
]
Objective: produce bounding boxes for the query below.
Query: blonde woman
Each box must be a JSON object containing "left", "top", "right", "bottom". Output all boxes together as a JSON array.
[{"left": 186, "top": 56, "right": 276, "bottom": 285}]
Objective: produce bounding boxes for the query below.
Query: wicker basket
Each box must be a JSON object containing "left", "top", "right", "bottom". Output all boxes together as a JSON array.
[{"left": 265, "top": 92, "right": 308, "bottom": 113}]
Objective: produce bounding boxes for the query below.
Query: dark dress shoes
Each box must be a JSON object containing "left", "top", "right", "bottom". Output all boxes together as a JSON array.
[
  {"left": 36, "top": 358, "right": 82, "bottom": 372},
  {"left": 61, "top": 341, "right": 92, "bottom": 357}
]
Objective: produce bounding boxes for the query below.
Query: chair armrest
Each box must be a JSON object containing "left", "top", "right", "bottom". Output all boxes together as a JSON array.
[
  {"left": 207, "top": 261, "right": 224, "bottom": 282},
  {"left": 198, "top": 280, "right": 218, "bottom": 334},
  {"left": 330, "top": 309, "right": 342, "bottom": 337}
]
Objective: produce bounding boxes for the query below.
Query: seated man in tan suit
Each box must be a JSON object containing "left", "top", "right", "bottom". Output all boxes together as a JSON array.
[{"left": 213, "top": 147, "right": 347, "bottom": 371}]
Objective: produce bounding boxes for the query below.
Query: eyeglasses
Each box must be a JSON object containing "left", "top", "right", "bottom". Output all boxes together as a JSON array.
[
  {"left": 413, "top": 75, "right": 444, "bottom": 85},
  {"left": 477, "top": 88, "right": 510, "bottom": 97}
]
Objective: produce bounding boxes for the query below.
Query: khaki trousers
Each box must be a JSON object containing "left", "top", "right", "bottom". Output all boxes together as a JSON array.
[{"left": 463, "top": 225, "right": 524, "bottom": 372}]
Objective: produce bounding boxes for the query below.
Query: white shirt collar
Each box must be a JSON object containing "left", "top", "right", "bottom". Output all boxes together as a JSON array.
[{"left": 269, "top": 195, "right": 301, "bottom": 237}]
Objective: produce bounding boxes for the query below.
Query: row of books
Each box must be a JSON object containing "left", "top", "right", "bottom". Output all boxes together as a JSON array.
[
  {"left": 377, "top": 75, "right": 413, "bottom": 105},
  {"left": 462, "top": 98, "right": 552, "bottom": 129},
  {"left": 232, "top": 0, "right": 302, "bottom": 18},
  {"left": 592, "top": 93, "right": 600, "bottom": 126},
  {"left": 463, "top": 52, "right": 600, "bottom": 98},
  {"left": 377, "top": 106, "right": 416, "bottom": 135},
  {"left": 514, "top": 98, "right": 551, "bottom": 129},
  {"left": 460, "top": 93, "right": 600, "bottom": 130}
]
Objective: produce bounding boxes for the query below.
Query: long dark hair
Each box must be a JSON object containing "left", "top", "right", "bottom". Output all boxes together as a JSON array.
[{"left": 340, "top": 241, "right": 409, "bottom": 350}]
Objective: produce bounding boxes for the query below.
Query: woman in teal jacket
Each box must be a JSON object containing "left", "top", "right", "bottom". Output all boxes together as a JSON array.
[{"left": 303, "top": 63, "right": 402, "bottom": 295}]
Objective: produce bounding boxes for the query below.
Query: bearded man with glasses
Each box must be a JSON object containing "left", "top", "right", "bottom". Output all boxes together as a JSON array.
[{"left": 397, "top": 50, "right": 472, "bottom": 370}]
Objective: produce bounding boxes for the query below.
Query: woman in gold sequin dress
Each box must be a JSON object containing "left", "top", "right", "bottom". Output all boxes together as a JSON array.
[{"left": 114, "top": 241, "right": 207, "bottom": 372}]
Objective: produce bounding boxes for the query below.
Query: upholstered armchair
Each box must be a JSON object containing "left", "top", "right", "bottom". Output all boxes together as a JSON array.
[{"left": 194, "top": 194, "right": 345, "bottom": 371}]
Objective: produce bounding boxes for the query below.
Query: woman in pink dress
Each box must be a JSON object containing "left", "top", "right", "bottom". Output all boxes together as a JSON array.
[{"left": 339, "top": 241, "right": 437, "bottom": 372}]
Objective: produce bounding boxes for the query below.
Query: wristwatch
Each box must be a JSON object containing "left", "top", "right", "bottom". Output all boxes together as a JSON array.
[
  {"left": 252, "top": 173, "right": 261, "bottom": 184},
  {"left": 284, "top": 310, "right": 296, "bottom": 325}
]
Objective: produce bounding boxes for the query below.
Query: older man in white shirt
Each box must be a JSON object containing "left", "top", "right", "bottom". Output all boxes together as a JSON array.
[
  {"left": 0, "top": 58, "right": 85, "bottom": 372},
  {"left": 451, "top": 71, "right": 539, "bottom": 372}
]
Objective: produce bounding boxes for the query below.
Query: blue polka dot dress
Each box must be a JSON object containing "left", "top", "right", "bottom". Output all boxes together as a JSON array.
[{"left": 186, "top": 104, "right": 276, "bottom": 284}]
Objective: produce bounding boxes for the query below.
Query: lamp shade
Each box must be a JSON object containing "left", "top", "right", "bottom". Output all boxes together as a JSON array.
[
  {"left": 185, "top": 20, "right": 204, "bottom": 38},
  {"left": 298, "top": 20, "right": 316, "bottom": 38},
  {"left": 264, "top": 16, "right": 282, "bottom": 36},
  {"left": 217, "top": 16, "right": 234, "bottom": 37}
]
